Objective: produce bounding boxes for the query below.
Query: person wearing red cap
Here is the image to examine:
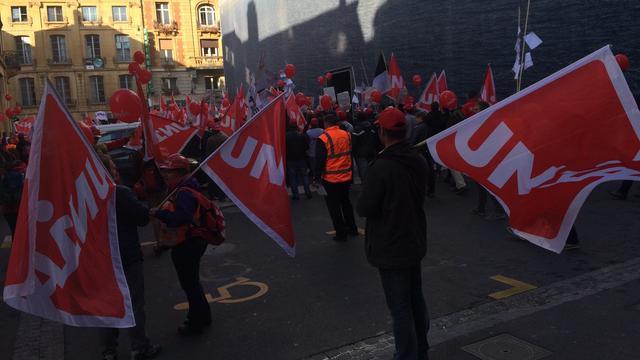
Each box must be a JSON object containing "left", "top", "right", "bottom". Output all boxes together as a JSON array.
[
  {"left": 286, "top": 119, "right": 312, "bottom": 199},
  {"left": 314, "top": 112, "right": 358, "bottom": 241},
  {"left": 356, "top": 107, "right": 430, "bottom": 360},
  {"left": 150, "top": 154, "right": 212, "bottom": 336}
]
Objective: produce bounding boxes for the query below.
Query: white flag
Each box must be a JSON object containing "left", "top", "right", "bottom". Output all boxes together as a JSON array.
[
  {"left": 525, "top": 32, "right": 543, "bottom": 50},
  {"left": 525, "top": 52, "right": 534, "bottom": 70}
]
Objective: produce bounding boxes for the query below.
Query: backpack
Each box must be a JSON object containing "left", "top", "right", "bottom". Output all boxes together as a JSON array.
[{"left": 178, "top": 187, "right": 226, "bottom": 246}]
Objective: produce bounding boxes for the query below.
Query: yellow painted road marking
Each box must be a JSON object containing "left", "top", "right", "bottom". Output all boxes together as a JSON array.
[
  {"left": 325, "top": 228, "right": 365, "bottom": 236},
  {"left": 174, "top": 277, "right": 269, "bottom": 310},
  {"left": 488, "top": 275, "right": 537, "bottom": 300}
]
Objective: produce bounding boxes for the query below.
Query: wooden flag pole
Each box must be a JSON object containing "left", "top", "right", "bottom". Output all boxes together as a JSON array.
[{"left": 517, "top": 0, "right": 532, "bottom": 92}]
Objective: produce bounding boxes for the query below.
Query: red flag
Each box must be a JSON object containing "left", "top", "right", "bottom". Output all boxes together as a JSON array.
[
  {"left": 416, "top": 73, "right": 439, "bottom": 111},
  {"left": 3, "top": 81, "right": 134, "bottom": 327},
  {"left": 427, "top": 46, "right": 640, "bottom": 253},
  {"left": 285, "top": 94, "right": 307, "bottom": 132},
  {"left": 149, "top": 113, "right": 199, "bottom": 159},
  {"left": 82, "top": 115, "right": 94, "bottom": 127},
  {"left": 387, "top": 53, "right": 404, "bottom": 99},
  {"left": 201, "top": 95, "right": 295, "bottom": 256},
  {"left": 220, "top": 86, "right": 248, "bottom": 136},
  {"left": 160, "top": 96, "right": 167, "bottom": 114},
  {"left": 437, "top": 70, "right": 448, "bottom": 94},
  {"left": 14, "top": 116, "right": 35, "bottom": 136},
  {"left": 480, "top": 64, "right": 497, "bottom": 105}
]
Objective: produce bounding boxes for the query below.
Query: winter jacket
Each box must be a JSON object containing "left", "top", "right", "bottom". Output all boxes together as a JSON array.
[
  {"left": 306, "top": 128, "right": 324, "bottom": 157},
  {"left": 356, "top": 141, "right": 428, "bottom": 269},
  {"left": 285, "top": 129, "right": 309, "bottom": 161},
  {"left": 352, "top": 121, "right": 378, "bottom": 158},
  {"left": 115, "top": 185, "right": 150, "bottom": 267},
  {"left": 155, "top": 178, "right": 199, "bottom": 228}
]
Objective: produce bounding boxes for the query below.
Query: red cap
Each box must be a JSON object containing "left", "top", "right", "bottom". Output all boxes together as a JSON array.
[
  {"left": 310, "top": 117, "right": 319, "bottom": 126},
  {"left": 159, "top": 153, "right": 193, "bottom": 170},
  {"left": 375, "top": 107, "right": 406, "bottom": 131}
]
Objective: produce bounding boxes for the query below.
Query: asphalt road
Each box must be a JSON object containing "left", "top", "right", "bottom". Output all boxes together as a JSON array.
[{"left": 3, "top": 178, "right": 640, "bottom": 359}]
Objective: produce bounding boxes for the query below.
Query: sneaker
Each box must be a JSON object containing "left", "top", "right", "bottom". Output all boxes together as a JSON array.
[
  {"left": 131, "top": 344, "right": 161, "bottom": 360},
  {"left": 563, "top": 243, "right": 580, "bottom": 251}
]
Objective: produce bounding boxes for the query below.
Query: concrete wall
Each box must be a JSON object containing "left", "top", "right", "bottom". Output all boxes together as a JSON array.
[{"left": 221, "top": 0, "right": 640, "bottom": 100}]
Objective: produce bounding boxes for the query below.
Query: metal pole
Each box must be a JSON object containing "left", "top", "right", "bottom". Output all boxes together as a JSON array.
[{"left": 517, "top": 0, "right": 531, "bottom": 92}]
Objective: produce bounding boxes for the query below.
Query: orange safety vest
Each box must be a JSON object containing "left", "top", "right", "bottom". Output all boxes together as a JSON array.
[
  {"left": 319, "top": 126, "right": 352, "bottom": 183},
  {"left": 157, "top": 191, "right": 203, "bottom": 247}
]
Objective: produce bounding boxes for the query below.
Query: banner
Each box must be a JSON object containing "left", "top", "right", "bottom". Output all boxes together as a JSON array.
[
  {"left": 149, "top": 113, "right": 199, "bottom": 159},
  {"left": 480, "top": 64, "right": 497, "bottom": 105},
  {"left": 427, "top": 46, "right": 640, "bottom": 253},
  {"left": 3, "top": 81, "right": 134, "bottom": 327},
  {"left": 387, "top": 53, "right": 404, "bottom": 99},
  {"left": 416, "top": 73, "right": 439, "bottom": 111},
  {"left": 202, "top": 94, "right": 295, "bottom": 256}
]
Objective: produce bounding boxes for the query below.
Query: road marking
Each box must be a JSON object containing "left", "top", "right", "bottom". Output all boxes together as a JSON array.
[
  {"left": 174, "top": 277, "right": 269, "bottom": 310},
  {"left": 305, "top": 256, "right": 640, "bottom": 359},
  {"left": 1, "top": 235, "right": 11, "bottom": 249},
  {"left": 488, "top": 275, "right": 537, "bottom": 300},
  {"left": 325, "top": 228, "right": 365, "bottom": 236}
]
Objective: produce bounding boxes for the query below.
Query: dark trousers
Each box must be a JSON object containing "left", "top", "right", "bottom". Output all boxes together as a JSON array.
[
  {"left": 379, "top": 267, "right": 430, "bottom": 360},
  {"left": 618, "top": 180, "right": 633, "bottom": 198},
  {"left": 287, "top": 159, "right": 311, "bottom": 197},
  {"left": 476, "top": 184, "right": 504, "bottom": 214},
  {"left": 355, "top": 156, "right": 374, "bottom": 184},
  {"left": 424, "top": 153, "right": 436, "bottom": 197},
  {"left": 101, "top": 261, "right": 149, "bottom": 354},
  {"left": 322, "top": 180, "right": 357, "bottom": 238},
  {"left": 171, "top": 237, "right": 211, "bottom": 327}
]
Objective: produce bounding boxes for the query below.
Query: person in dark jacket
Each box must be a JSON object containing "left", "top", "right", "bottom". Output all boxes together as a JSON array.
[
  {"left": 356, "top": 107, "right": 430, "bottom": 360},
  {"left": 306, "top": 117, "right": 324, "bottom": 179},
  {"left": 151, "top": 154, "right": 211, "bottom": 337},
  {"left": 99, "top": 156, "right": 161, "bottom": 360},
  {"left": 352, "top": 112, "right": 379, "bottom": 183},
  {"left": 286, "top": 120, "right": 312, "bottom": 199}
]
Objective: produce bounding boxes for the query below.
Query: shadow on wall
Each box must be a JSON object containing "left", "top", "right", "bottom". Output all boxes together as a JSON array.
[{"left": 222, "top": 0, "right": 640, "bottom": 100}]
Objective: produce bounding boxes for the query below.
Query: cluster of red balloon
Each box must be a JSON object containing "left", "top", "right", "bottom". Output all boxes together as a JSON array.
[
  {"left": 295, "top": 92, "right": 311, "bottom": 107},
  {"left": 317, "top": 72, "right": 333, "bottom": 87},
  {"left": 109, "top": 51, "right": 148, "bottom": 123},
  {"left": 2, "top": 94, "right": 23, "bottom": 121}
]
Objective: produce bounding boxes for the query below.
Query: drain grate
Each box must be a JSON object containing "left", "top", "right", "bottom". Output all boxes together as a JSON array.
[{"left": 461, "top": 334, "right": 551, "bottom": 360}]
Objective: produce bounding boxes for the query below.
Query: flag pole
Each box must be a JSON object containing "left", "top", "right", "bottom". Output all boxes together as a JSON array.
[
  {"left": 517, "top": 0, "right": 531, "bottom": 92},
  {"left": 515, "top": 6, "right": 521, "bottom": 93}
]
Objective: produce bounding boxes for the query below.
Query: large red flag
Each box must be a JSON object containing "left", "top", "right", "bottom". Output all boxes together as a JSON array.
[
  {"left": 149, "top": 113, "right": 199, "bottom": 159},
  {"left": 3, "top": 81, "right": 134, "bottom": 327},
  {"left": 437, "top": 70, "right": 448, "bottom": 94},
  {"left": 387, "top": 53, "right": 404, "bottom": 99},
  {"left": 416, "top": 73, "right": 439, "bottom": 111},
  {"left": 201, "top": 94, "right": 295, "bottom": 256},
  {"left": 480, "top": 64, "right": 497, "bottom": 105},
  {"left": 427, "top": 46, "right": 640, "bottom": 253},
  {"left": 285, "top": 94, "right": 307, "bottom": 132},
  {"left": 14, "top": 116, "right": 35, "bottom": 136}
]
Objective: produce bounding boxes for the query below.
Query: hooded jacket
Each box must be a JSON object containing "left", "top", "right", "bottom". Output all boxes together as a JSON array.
[{"left": 356, "top": 141, "right": 428, "bottom": 268}]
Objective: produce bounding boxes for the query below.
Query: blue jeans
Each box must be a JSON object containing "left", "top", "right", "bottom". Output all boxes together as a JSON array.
[
  {"left": 287, "top": 159, "right": 311, "bottom": 197},
  {"left": 379, "top": 267, "right": 430, "bottom": 360}
]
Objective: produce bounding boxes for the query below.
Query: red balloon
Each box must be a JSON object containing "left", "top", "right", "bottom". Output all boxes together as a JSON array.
[
  {"left": 295, "top": 92, "right": 306, "bottom": 107},
  {"left": 284, "top": 64, "right": 296, "bottom": 78},
  {"left": 616, "top": 54, "right": 630, "bottom": 72},
  {"left": 128, "top": 62, "right": 141, "bottom": 75},
  {"left": 5, "top": 108, "right": 14, "bottom": 118},
  {"left": 4, "top": 94, "right": 12, "bottom": 101},
  {"left": 325, "top": 72, "right": 333, "bottom": 82},
  {"left": 412, "top": 74, "right": 422, "bottom": 87},
  {"left": 134, "top": 51, "right": 145, "bottom": 65},
  {"left": 109, "top": 89, "right": 143, "bottom": 123},
  {"left": 320, "top": 94, "right": 332, "bottom": 111},
  {"left": 317, "top": 76, "right": 325, "bottom": 86},
  {"left": 139, "top": 69, "right": 152, "bottom": 84},
  {"left": 371, "top": 90, "right": 382, "bottom": 104},
  {"left": 439, "top": 90, "right": 458, "bottom": 111},
  {"left": 189, "top": 102, "right": 201, "bottom": 115},
  {"left": 14, "top": 106, "right": 22, "bottom": 115},
  {"left": 277, "top": 79, "right": 286, "bottom": 88}
]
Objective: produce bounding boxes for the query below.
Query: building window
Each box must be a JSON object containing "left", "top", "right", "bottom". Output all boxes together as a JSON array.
[
  {"left": 89, "top": 76, "right": 105, "bottom": 103},
  {"left": 119, "top": 74, "right": 134, "bottom": 90},
  {"left": 54, "top": 76, "right": 71, "bottom": 104},
  {"left": 200, "top": 39, "right": 218, "bottom": 57},
  {"left": 162, "top": 78, "right": 178, "bottom": 94},
  {"left": 156, "top": 3, "right": 170, "bottom": 24},
  {"left": 115, "top": 35, "right": 131, "bottom": 62},
  {"left": 15, "top": 36, "right": 32, "bottom": 65},
  {"left": 112, "top": 6, "right": 127, "bottom": 22},
  {"left": 85, "top": 35, "right": 101, "bottom": 58},
  {"left": 50, "top": 35, "right": 68, "bottom": 63},
  {"left": 47, "top": 6, "right": 63, "bottom": 22},
  {"left": 159, "top": 39, "right": 173, "bottom": 64},
  {"left": 204, "top": 76, "right": 219, "bottom": 91},
  {"left": 198, "top": 5, "right": 215, "bottom": 26},
  {"left": 81, "top": 6, "right": 97, "bottom": 22},
  {"left": 11, "top": 6, "right": 28, "bottom": 22},
  {"left": 19, "top": 78, "right": 36, "bottom": 106},
  {"left": 119, "top": 74, "right": 133, "bottom": 90}
]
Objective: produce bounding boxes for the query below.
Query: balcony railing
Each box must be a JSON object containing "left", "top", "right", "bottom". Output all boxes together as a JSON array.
[
  {"left": 79, "top": 16, "right": 104, "bottom": 26},
  {"left": 191, "top": 56, "right": 223, "bottom": 68},
  {"left": 153, "top": 20, "right": 179, "bottom": 35},
  {"left": 10, "top": 16, "right": 33, "bottom": 26},
  {"left": 160, "top": 58, "right": 176, "bottom": 68},
  {"left": 44, "top": 16, "right": 69, "bottom": 26},
  {"left": 197, "top": 23, "right": 219, "bottom": 34},
  {"left": 47, "top": 58, "right": 72, "bottom": 66},
  {"left": 3, "top": 51, "right": 22, "bottom": 70}
]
